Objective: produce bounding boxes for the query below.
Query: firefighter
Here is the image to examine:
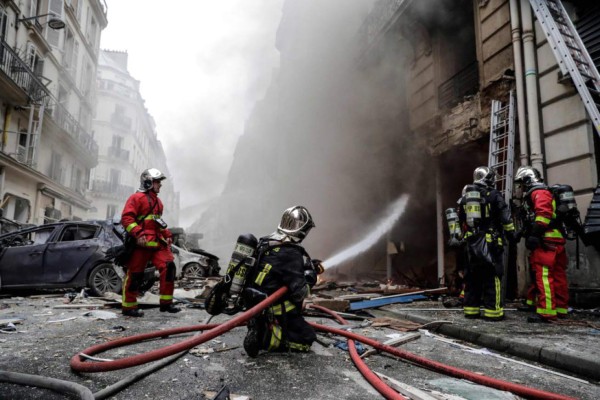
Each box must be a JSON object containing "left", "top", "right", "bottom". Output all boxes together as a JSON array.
[
  {"left": 514, "top": 166, "right": 568, "bottom": 322},
  {"left": 459, "top": 166, "right": 515, "bottom": 321},
  {"left": 120, "top": 168, "right": 180, "bottom": 317},
  {"left": 243, "top": 206, "right": 320, "bottom": 357}
]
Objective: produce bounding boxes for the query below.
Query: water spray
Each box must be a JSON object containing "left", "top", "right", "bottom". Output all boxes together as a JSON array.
[{"left": 323, "top": 194, "right": 410, "bottom": 269}]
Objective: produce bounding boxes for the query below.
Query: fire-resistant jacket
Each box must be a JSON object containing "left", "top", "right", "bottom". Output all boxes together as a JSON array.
[
  {"left": 121, "top": 190, "right": 172, "bottom": 248},
  {"left": 250, "top": 241, "right": 310, "bottom": 315},
  {"left": 525, "top": 187, "right": 565, "bottom": 244}
]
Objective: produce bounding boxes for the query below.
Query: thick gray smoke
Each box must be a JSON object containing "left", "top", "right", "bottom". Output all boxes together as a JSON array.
[{"left": 191, "top": 0, "right": 437, "bottom": 284}]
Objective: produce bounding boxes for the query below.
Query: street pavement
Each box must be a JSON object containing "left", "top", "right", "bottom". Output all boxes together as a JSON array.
[{"left": 0, "top": 293, "right": 599, "bottom": 399}]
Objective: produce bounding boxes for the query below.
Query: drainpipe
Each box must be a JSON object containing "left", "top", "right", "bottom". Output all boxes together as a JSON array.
[
  {"left": 520, "top": 0, "right": 544, "bottom": 174},
  {"left": 436, "top": 161, "right": 445, "bottom": 286},
  {"left": 509, "top": 0, "right": 529, "bottom": 166}
]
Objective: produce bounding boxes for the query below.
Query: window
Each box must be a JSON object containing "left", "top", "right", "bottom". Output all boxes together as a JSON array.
[
  {"left": 31, "top": 227, "right": 55, "bottom": 245},
  {"left": 50, "top": 151, "right": 63, "bottom": 183},
  {"left": 109, "top": 168, "right": 120, "bottom": 186},
  {"left": 26, "top": 42, "right": 44, "bottom": 76},
  {"left": 46, "top": 0, "right": 64, "bottom": 48},
  {"left": 0, "top": 6, "right": 8, "bottom": 40},
  {"left": 112, "top": 135, "right": 123, "bottom": 148},
  {"left": 60, "top": 225, "right": 97, "bottom": 242}
]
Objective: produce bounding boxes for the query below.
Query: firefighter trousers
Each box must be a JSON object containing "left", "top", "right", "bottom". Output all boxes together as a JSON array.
[
  {"left": 463, "top": 257, "right": 504, "bottom": 320},
  {"left": 528, "top": 244, "right": 568, "bottom": 320},
  {"left": 122, "top": 246, "right": 176, "bottom": 310}
]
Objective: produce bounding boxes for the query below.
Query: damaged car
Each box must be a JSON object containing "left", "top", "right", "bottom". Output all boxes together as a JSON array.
[
  {"left": 0, "top": 221, "right": 155, "bottom": 296},
  {"left": 172, "top": 244, "right": 221, "bottom": 279}
]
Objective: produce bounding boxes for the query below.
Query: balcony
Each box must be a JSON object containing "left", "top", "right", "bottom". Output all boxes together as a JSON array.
[
  {"left": 0, "top": 38, "right": 52, "bottom": 106},
  {"left": 438, "top": 61, "right": 479, "bottom": 110},
  {"left": 91, "top": 180, "right": 135, "bottom": 199},
  {"left": 107, "top": 146, "right": 130, "bottom": 162},
  {"left": 48, "top": 102, "right": 99, "bottom": 162}
]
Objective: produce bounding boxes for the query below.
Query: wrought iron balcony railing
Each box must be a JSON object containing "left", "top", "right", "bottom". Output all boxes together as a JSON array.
[
  {"left": 0, "top": 38, "right": 52, "bottom": 106},
  {"left": 91, "top": 180, "right": 135, "bottom": 198},
  {"left": 438, "top": 61, "right": 479, "bottom": 110},
  {"left": 49, "top": 101, "right": 99, "bottom": 159}
]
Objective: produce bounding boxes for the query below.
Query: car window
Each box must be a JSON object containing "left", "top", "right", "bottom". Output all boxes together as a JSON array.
[
  {"left": 30, "top": 227, "right": 56, "bottom": 245},
  {"left": 59, "top": 226, "right": 98, "bottom": 242}
]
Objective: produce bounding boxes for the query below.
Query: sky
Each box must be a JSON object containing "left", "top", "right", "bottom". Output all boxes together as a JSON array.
[{"left": 100, "top": 0, "right": 284, "bottom": 223}]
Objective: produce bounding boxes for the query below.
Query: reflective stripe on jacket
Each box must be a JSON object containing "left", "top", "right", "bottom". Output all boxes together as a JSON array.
[{"left": 121, "top": 190, "right": 171, "bottom": 248}]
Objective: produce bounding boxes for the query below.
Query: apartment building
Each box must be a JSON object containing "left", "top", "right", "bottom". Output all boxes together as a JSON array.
[
  {"left": 0, "top": 0, "right": 107, "bottom": 225},
  {"left": 357, "top": 0, "right": 600, "bottom": 298},
  {"left": 89, "top": 50, "right": 179, "bottom": 226}
]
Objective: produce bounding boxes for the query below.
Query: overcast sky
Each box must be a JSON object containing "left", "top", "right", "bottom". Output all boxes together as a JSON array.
[{"left": 100, "top": 1, "right": 284, "bottom": 220}]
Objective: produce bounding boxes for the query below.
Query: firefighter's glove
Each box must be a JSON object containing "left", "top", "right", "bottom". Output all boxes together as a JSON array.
[
  {"left": 136, "top": 235, "right": 147, "bottom": 247},
  {"left": 289, "top": 281, "right": 309, "bottom": 303},
  {"left": 525, "top": 235, "right": 542, "bottom": 251},
  {"left": 311, "top": 259, "right": 325, "bottom": 275},
  {"left": 304, "top": 269, "right": 318, "bottom": 287}
]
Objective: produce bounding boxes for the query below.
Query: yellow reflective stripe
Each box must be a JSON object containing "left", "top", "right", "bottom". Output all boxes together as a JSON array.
[
  {"left": 126, "top": 222, "right": 138, "bottom": 232},
  {"left": 268, "top": 324, "right": 282, "bottom": 351},
  {"left": 271, "top": 301, "right": 296, "bottom": 315},
  {"left": 556, "top": 308, "right": 568, "bottom": 315},
  {"left": 537, "top": 307, "right": 557, "bottom": 316},
  {"left": 485, "top": 233, "right": 492, "bottom": 242},
  {"left": 122, "top": 275, "right": 138, "bottom": 307},
  {"left": 483, "top": 308, "right": 504, "bottom": 317},
  {"left": 145, "top": 241, "right": 159, "bottom": 247},
  {"left": 464, "top": 306, "right": 479, "bottom": 316},
  {"left": 526, "top": 299, "right": 534, "bottom": 306},
  {"left": 160, "top": 295, "right": 173, "bottom": 301},
  {"left": 503, "top": 222, "right": 514, "bottom": 230},
  {"left": 287, "top": 341, "right": 311, "bottom": 352},
  {"left": 495, "top": 276, "right": 502, "bottom": 311},
  {"left": 255, "top": 264, "right": 272, "bottom": 286},
  {"left": 535, "top": 215, "right": 551, "bottom": 224},
  {"left": 541, "top": 265, "right": 554, "bottom": 314},
  {"left": 137, "top": 214, "right": 161, "bottom": 221},
  {"left": 464, "top": 231, "right": 473, "bottom": 237},
  {"left": 544, "top": 229, "right": 563, "bottom": 238}
]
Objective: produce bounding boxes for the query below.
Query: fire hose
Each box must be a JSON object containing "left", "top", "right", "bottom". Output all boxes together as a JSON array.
[
  {"left": 70, "top": 287, "right": 576, "bottom": 400},
  {"left": 310, "top": 304, "right": 407, "bottom": 400}
]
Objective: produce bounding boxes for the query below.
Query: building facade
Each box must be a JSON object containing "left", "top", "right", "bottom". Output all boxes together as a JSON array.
[
  {"left": 357, "top": 0, "right": 600, "bottom": 298},
  {"left": 0, "top": 0, "right": 107, "bottom": 226},
  {"left": 89, "top": 50, "right": 179, "bottom": 226}
]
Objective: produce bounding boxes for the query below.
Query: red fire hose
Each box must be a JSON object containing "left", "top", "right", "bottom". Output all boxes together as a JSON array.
[
  {"left": 310, "top": 304, "right": 407, "bottom": 400},
  {"left": 70, "top": 287, "right": 287, "bottom": 373},
  {"left": 311, "top": 320, "right": 577, "bottom": 400}
]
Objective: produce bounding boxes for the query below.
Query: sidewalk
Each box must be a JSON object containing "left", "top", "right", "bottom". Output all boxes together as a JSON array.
[{"left": 374, "top": 300, "right": 600, "bottom": 382}]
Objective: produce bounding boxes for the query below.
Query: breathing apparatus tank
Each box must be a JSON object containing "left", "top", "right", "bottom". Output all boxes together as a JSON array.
[
  {"left": 445, "top": 208, "right": 462, "bottom": 239},
  {"left": 550, "top": 184, "right": 582, "bottom": 240},
  {"left": 227, "top": 233, "right": 258, "bottom": 299},
  {"left": 463, "top": 184, "right": 482, "bottom": 229}
]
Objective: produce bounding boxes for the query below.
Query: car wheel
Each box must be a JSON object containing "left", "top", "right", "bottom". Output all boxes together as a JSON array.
[
  {"left": 183, "top": 262, "right": 207, "bottom": 279},
  {"left": 88, "top": 263, "right": 123, "bottom": 296}
]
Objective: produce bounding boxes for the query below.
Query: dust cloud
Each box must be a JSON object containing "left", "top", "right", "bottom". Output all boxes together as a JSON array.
[{"left": 190, "top": 0, "right": 437, "bottom": 285}]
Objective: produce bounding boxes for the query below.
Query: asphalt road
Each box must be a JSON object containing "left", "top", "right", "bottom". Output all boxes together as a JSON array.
[{"left": 1, "top": 293, "right": 599, "bottom": 399}]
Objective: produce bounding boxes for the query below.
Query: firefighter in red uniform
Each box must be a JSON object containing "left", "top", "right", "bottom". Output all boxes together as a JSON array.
[
  {"left": 514, "top": 166, "right": 568, "bottom": 322},
  {"left": 120, "top": 168, "right": 180, "bottom": 317}
]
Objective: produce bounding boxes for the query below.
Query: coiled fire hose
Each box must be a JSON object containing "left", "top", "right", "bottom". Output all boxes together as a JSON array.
[
  {"left": 70, "top": 287, "right": 576, "bottom": 400},
  {"left": 310, "top": 304, "right": 407, "bottom": 400}
]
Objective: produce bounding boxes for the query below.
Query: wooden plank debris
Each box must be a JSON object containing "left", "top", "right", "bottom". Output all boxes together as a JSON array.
[
  {"left": 311, "top": 298, "right": 350, "bottom": 312},
  {"left": 349, "top": 294, "right": 428, "bottom": 310},
  {"left": 360, "top": 332, "right": 421, "bottom": 359}
]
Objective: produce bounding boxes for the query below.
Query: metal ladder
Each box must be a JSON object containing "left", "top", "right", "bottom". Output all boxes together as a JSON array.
[
  {"left": 488, "top": 90, "right": 516, "bottom": 205},
  {"left": 488, "top": 91, "right": 516, "bottom": 303},
  {"left": 530, "top": 0, "right": 600, "bottom": 136}
]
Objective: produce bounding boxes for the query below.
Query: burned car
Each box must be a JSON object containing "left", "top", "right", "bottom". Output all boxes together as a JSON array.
[
  {"left": 172, "top": 244, "right": 221, "bottom": 279},
  {"left": 0, "top": 220, "right": 155, "bottom": 296}
]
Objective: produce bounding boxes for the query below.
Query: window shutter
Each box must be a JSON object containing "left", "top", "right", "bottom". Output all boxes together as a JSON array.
[{"left": 46, "top": 0, "right": 64, "bottom": 48}]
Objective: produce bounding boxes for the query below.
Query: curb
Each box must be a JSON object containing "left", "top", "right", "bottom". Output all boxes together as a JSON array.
[{"left": 373, "top": 309, "right": 600, "bottom": 382}]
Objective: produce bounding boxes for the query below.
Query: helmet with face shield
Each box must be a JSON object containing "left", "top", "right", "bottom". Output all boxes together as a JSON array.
[
  {"left": 513, "top": 166, "right": 543, "bottom": 199},
  {"left": 276, "top": 206, "right": 315, "bottom": 243}
]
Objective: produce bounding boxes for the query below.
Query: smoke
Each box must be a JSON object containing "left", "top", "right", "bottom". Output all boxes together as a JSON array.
[
  {"left": 323, "top": 194, "right": 410, "bottom": 268},
  {"left": 192, "top": 0, "right": 436, "bottom": 282}
]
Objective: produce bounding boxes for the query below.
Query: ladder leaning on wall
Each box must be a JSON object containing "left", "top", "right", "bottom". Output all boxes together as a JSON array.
[
  {"left": 529, "top": 0, "right": 600, "bottom": 136},
  {"left": 488, "top": 90, "right": 516, "bottom": 205},
  {"left": 488, "top": 90, "right": 516, "bottom": 302}
]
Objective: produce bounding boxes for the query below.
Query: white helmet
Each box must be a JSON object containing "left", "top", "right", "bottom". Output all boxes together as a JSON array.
[
  {"left": 139, "top": 168, "right": 166, "bottom": 191},
  {"left": 276, "top": 206, "right": 315, "bottom": 242},
  {"left": 473, "top": 166, "right": 496, "bottom": 188}
]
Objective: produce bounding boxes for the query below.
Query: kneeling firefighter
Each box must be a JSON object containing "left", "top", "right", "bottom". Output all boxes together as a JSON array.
[
  {"left": 459, "top": 167, "right": 515, "bottom": 321},
  {"left": 243, "top": 205, "right": 322, "bottom": 358}
]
